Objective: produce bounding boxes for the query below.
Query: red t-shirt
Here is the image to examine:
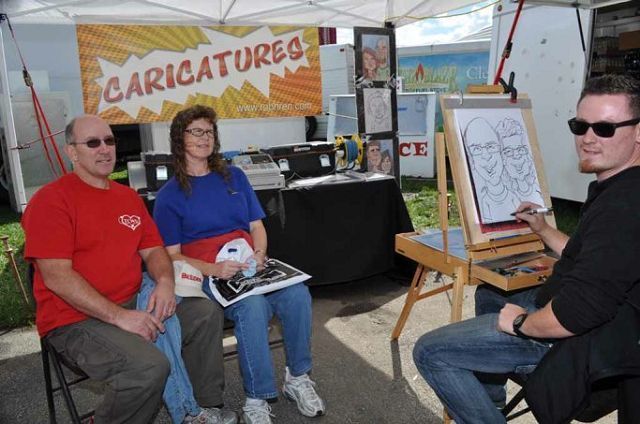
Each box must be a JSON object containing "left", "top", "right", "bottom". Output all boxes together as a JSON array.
[{"left": 22, "top": 173, "right": 163, "bottom": 337}]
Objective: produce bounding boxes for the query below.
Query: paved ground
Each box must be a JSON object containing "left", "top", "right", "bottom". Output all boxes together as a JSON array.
[{"left": 0, "top": 273, "right": 616, "bottom": 423}]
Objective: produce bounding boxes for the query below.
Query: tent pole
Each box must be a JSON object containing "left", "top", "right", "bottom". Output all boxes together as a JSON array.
[{"left": 0, "top": 22, "right": 27, "bottom": 212}]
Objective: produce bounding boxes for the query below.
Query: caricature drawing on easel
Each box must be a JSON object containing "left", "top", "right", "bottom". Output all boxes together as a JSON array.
[
  {"left": 442, "top": 94, "right": 555, "bottom": 246},
  {"left": 462, "top": 117, "right": 520, "bottom": 223},
  {"left": 456, "top": 107, "right": 546, "bottom": 224},
  {"left": 495, "top": 117, "right": 544, "bottom": 204}
]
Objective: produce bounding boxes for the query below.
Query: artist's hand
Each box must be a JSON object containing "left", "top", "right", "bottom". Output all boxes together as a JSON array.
[
  {"left": 498, "top": 303, "right": 527, "bottom": 335},
  {"left": 513, "top": 202, "right": 549, "bottom": 234},
  {"left": 113, "top": 308, "right": 165, "bottom": 342},
  {"left": 213, "top": 260, "right": 248, "bottom": 280},
  {"left": 147, "top": 282, "right": 176, "bottom": 322}
]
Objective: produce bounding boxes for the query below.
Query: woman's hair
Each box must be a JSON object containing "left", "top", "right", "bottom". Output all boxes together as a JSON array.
[
  {"left": 169, "top": 104, "right": 229, "bottom": 194},
  {"left": 367, "top": 139, "right": 381, "bottom": 151},
  {"left": 380, "top": 150, "right": 393, "bottom": 174},
  {"left": 362, "top": 47, "right": 378, "bottom": 78}
]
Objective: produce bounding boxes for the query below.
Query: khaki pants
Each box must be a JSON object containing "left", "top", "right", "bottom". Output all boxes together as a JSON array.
[{"left": 47, "top": 297, "right": 225, "bottom": 424}]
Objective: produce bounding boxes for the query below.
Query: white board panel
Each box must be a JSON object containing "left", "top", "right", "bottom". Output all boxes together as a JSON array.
[{"left": 489, "top": 3, "right": 594, "bottom": 201}]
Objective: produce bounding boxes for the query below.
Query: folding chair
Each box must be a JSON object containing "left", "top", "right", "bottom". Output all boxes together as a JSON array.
[
  {"left": 30, "top": 264, "right": 94, "bottom": 424},
  {"left": 501, "top": 374, "right": 531, "bottom": 421},
  {"left": 40, "top": 337, "right": 94, "bottom": 424}
]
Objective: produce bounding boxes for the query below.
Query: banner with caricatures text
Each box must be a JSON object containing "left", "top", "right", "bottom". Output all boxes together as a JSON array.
[{"left": 77, "top": 25, "right": 322, "bottom": 124}]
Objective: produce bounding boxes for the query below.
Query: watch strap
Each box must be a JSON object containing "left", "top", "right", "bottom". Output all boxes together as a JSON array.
[{"left": 512, "top": 313, "right": 529, "bottom": 339}]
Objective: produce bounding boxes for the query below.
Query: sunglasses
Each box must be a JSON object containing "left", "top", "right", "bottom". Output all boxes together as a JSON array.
[
  {"left": 70, "top": 136, "right": 117, "bottom": 148},
  {"left": 567, "top": 117, "right": 640, "bottom": 138}
]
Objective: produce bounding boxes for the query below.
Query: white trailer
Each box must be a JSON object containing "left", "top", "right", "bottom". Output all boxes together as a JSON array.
[{"left": 489, "top": 0, "right": 640, "bottom": 201}]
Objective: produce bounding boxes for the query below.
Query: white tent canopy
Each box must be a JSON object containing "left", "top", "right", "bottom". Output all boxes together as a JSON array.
[{"left": 3, "top": 0, "right": 486, "bottom": 28}]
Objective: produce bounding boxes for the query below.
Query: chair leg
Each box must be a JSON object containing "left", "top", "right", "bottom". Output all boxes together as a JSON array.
[
  {"left": 43, "top": 339, "right": 83, "bottom": 424},
  {"left": 502, "top": 388, "right": 530, "bottom": 421},
  {"left": 40, "top": 342, "right": 57, "bottom": 424},
  {"left": 49, "top": 348, "right": 83, "bottom": 424}
]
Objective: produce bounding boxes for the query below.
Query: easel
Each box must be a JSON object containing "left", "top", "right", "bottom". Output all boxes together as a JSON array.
[
  {"left": 392, "top": 86, "right": 557, "bottom": 422},
  {"left": 392, "top": 85, "right": 556, "bottom": 339}
]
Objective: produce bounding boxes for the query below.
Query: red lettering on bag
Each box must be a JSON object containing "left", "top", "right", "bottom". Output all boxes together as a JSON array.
[{"left": 181, "top": 272, "right": 202, "bottom": 283}]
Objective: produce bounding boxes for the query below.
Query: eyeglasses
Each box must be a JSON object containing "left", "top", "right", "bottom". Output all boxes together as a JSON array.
[
  {"left": 69, "top": 136, "right": 117, "bottom": 148},
  {"left": 185, "top": 128, "right": 215, "bottom": 138},
  {"left": 567, "top": 117, "right": 640, "bottom": 138},
  {"left": 468, "top": 142, "right": 500, "bottom": 156},
  {"left": 502, "top": 146, "right": 528, "bottom": 158}
]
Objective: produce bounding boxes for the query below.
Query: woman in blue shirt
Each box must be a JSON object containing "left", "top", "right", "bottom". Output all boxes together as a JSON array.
[{"left": 154, "top": 105, "right": 325, "bottom": 424}]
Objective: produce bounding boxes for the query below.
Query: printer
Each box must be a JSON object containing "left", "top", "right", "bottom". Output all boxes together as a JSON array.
[
  {"left": 263, "top": 141, "right": 336, "bottom": 180},
  {"left": 231, "top": 153, "right": 285, "bottom": 190}
]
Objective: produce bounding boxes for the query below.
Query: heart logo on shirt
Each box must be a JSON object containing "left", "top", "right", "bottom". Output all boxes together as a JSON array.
[{"left": 118, "top": 215, "right": 141, "bottom": 231}]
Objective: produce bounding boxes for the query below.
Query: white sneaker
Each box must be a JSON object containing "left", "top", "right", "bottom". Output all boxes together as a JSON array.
[
  {"left": 241, "top": 399, "right": 274, "bottom": 424},
  {"left": 282, "top": 367, "right": 325, "bottom": 417},
  {"left": 184, "top": 407, "right": 238, "bottom": 424}
]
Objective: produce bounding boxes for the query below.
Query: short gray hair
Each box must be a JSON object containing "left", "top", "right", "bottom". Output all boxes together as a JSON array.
[{"left": 65, "top": 118, "right": 77, "bottom": 144}]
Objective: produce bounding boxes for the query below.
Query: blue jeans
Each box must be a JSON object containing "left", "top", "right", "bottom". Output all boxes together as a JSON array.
[
  {"left": 413, "top": 285, "right": 551, "bottom": 424},
  {"left": 224, "top": 283, "right": 313, "bottom": 399},
  {"left": 137, "top": 273, "right": 200, "bottom": 423}
]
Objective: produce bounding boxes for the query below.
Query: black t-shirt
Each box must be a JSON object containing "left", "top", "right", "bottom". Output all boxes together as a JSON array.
[{"left": 535, "top": 166, "right": 640, "bottom": 334}]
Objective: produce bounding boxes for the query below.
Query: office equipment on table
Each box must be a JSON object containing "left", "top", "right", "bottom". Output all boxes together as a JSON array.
[
  {"left": 141, "top": 152, "right": 173, "bottom": 191},
  {"left": 231, "top": 153, "right": 285, "bottom": 190},
  {"left": 263, "top": 141, "right": 336, "bottom": 180}
]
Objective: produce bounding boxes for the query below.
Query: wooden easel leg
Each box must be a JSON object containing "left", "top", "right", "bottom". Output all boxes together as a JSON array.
[
  {"left": 450, "top": 266, "right": 465, "bottom": 323},
  {"left": 444, "top": 408, "right": 452, "bottom": 423},
  {"left": 391, "top": 265, "right": 427, "bottom": 340}
]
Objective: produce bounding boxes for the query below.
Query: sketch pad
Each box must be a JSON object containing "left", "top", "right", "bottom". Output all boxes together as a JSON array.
[
  {"left": 440, "top": 92, "right": 556, "bottom": 245},
  {"left": 411, "top": 228, "right": 468, "bottom": 260}
]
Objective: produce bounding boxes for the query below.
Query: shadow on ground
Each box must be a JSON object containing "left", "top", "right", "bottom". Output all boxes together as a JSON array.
[{"left": 0, "top": 274, "right": 443, "bottom": 423}]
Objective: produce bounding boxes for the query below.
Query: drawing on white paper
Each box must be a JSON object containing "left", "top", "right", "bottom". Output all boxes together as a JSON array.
[
  {"left": 364, "top": 88, "right": 392, "bottom": 134},
  {"left": 455, "top": 108, "right": 544, "bottom": 224},
  {"left": 495, "top": 117, "right": 544, "bottom": 203}
]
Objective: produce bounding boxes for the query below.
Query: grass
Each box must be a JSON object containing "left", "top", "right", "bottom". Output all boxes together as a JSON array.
[
  {"left": 0, "top": 205, "right": 33, "bottom": 330},
  {"left": 402, "top": 177, "right": 581, "bottom": 236},
  {"left": 401, "top": 177, "right": 461, "bottom": 230},
  {"left": 0, "top": 177, "right": 581, "bottom": 329}
]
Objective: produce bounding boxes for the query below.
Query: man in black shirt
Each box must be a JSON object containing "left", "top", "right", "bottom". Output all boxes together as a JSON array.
[{"left": 413, "top": 74, "right": 640, "bottom": 424}]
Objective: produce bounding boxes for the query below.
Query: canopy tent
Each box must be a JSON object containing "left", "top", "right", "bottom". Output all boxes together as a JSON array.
[
  {"left": 2, "top": 0, "right": 488, "bottom": 27},
  {"left": 0, "top": 0, "right": 610, "bottom": 213}
]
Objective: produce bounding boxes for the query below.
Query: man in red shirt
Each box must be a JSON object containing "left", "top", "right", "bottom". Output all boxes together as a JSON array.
[{"left": 22, "top": 115, "right": 231, "bottom": 424}]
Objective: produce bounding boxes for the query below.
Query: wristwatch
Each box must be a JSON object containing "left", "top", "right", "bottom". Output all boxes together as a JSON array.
[{"left": 512, "top": 313, "right": 529, "bottom": 339}]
